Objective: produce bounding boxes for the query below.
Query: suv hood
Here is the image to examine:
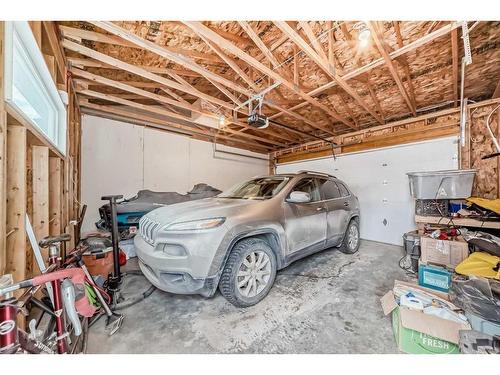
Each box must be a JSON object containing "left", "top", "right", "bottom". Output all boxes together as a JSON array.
[{"left": 145, "top": 197, "right": 261, "bottom": 226}]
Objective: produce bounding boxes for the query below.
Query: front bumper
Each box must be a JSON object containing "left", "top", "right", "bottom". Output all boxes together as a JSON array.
[
  {"left": 134, "top": 232, "right": 225, "bottom": 297},
  {"left": 137, "top": 257, "right": 218, "bottom": 297}
]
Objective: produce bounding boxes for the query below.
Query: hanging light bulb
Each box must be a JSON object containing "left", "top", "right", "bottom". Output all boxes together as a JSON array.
[
  {"left": 219, "top": 115, "right": 225, "bottom": 127},
  {"left": 357, "top": 22, "right": 371, "bottom": 48}
]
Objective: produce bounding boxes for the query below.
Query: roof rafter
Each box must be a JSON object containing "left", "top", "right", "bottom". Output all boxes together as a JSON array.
[
  {"left": 62, "top": 39, "right": 236, "bottom": 111},
  {"left": 368, "top": 21, "right": 416, "bottom": 116},
  {"left": 183, "top": 21, "right": 354, "bottom": 132},
  {"left": 59, "top": 25, "right": 222, "bottom": 64},
  {"left": 274, "top": 21, "right": 383, "bottom": 125},
  {"left": 393, "top": 21, "right": 417, "bottom": 110},
  {"left": 269, "top": 21, "right": 462, "bottom": 120},
  {"left": 89, "top": 21, "right": 337, "bottom": 137}
]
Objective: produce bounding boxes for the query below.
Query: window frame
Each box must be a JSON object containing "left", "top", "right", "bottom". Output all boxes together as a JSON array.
[
  {"left": 287, "top": 177, "right": 322, "bottom": 203},
  {"left": 4, "top": 21, "right": 67, "bottom": 154}
]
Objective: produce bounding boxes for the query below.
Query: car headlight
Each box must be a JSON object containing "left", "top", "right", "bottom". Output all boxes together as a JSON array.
[{"left": 164, "top": 217, "right": 226, "bottom": 231}]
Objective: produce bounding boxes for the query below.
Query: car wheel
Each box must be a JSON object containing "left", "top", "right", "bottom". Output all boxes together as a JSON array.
[
  {"left": 339, "top": 219, "right": 360, "bottom": 254},
  {"left": 219, "top": 238, "right": 277, "bottom": 307}
]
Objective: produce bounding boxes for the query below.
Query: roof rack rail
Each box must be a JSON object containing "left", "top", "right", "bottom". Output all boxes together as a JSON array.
[{"left": 296, "top": 170, "right": 336, "bottom": 179}]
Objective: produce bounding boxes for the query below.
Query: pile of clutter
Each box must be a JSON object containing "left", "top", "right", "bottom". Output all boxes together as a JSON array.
[{"left": 391, "top": 229, "right": 500, "bottom": 354}]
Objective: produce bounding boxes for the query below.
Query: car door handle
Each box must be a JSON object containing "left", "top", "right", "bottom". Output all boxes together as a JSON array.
[{"left": 343, "top": 201, "right": 349, "bottom": 207}]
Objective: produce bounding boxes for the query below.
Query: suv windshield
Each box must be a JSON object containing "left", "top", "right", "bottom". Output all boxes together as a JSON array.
[{"left": 219, "top": 177, "right": 290, "bottom": 200}]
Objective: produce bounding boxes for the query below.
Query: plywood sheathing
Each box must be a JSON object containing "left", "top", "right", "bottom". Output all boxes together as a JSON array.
[{"left": 467, "top": 103, "right": 500, "bottom": 198}]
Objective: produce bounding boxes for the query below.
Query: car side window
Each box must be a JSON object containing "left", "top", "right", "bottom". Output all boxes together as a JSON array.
[
  {"left": 317, "top": 179, "right": 341, "bottom": 200},
  {"left": 290, "top": 178, "right": 321, "bottom": 202},
  {"left": 336, "top": 182, "right": 350, "bottom": 197}
]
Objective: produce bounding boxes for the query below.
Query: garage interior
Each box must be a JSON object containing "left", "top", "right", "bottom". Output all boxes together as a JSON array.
[{"left": 0, "top": 18, "right": 499, "bottom": 355}]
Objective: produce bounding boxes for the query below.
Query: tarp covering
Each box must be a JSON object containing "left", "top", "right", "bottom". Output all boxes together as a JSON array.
[{"left": 115, "top": 184, "right": 222, "bottom": 213}]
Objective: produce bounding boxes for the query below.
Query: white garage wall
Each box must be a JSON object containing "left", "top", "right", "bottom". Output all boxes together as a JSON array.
[
  {"left": 81, "top": 115, "right": 269, "bottom": 232},
  {"left": 277, "top": 136, "right": 459, "bottom": 245}
]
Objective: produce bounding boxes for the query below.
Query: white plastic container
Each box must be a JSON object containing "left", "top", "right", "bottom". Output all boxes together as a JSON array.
[{"left": 407, "top": 169, "right": 477, "bottom": 199}]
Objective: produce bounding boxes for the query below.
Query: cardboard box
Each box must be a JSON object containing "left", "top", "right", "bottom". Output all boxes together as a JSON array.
[
  {"left": 380, "top": 280, "right": 471, "bottom": 354},
  {"left": 420, "top": 236, "right": 469, "bottom": 268}
]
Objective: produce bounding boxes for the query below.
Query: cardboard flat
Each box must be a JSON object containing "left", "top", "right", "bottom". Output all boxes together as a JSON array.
[
  {"left": 399, "top": 307, "right": 469, "bottom": 344},
  {"left": 420, "top": 237, "right": 469, "bottom": 268}
]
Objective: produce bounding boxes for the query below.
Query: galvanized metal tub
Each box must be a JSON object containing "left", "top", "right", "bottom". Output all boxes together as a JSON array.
[{"left": 407, "top": 169, "right": 477, "bottom": 199}]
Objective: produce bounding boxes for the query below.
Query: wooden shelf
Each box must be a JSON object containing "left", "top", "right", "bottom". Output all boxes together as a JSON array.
[{"left": 415, "top": 215, "right": 500, "bottom": 230}]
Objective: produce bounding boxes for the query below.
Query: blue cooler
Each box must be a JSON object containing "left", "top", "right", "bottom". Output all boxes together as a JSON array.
[{"left": 418, "top": 263, "right": 452, "bottom": 293}]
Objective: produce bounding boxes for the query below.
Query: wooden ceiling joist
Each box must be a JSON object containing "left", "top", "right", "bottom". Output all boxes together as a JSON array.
[
  {"left": 368, "top": 22, "right": 416, "bottom": 116},
  {"left": 88, "top": 22, "right": 334, "bottom": 139},
  {"left": 183, "top": 21, "right": 354, "bottom": 132},
  {"left": 59, "top": 25, "right": 222, "bottom": 64},
  {"left": 71, "top": 68, "right": 290, "bottom": 147},
  {"left": 62, "top": 39, "right": 235, "bottom": 111},
  {"left": 88, "top": 22, "right": 252, "bottom": 98},
  {"left": 393, "top": 21, "right": 417, "bottom": 111},
  {"left": 277, "top": 21, "right": 463, "bottom": 118},
  {"left": 336, "top": 22, "right": 385, "bottom": 122},
  {"left": 274, "top": 21, "right": 383, "bottom": 125}
]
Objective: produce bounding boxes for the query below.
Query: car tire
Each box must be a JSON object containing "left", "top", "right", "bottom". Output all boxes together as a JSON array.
[
  {"left": 339, "top": 219, "right": 360, "bottom": 254},
  {"left": 219, "top": 238, "right": 277, "bottom": 307}
]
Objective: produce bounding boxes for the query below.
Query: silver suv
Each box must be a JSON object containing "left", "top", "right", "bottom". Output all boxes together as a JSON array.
[{"left": 135, "top": 171, "right": 360, "bottom": 307}]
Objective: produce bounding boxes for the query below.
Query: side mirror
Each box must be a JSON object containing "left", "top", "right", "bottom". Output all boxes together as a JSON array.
[{"left": 287, "top": 191, "right": 311, "bottom": 203}]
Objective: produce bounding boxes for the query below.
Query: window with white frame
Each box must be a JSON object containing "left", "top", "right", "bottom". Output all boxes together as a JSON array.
[{"left": 4, "top": 21, "right": 67, "bottom": 153}]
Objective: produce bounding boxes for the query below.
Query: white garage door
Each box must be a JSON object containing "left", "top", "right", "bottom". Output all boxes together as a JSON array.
[{"left": 276, "top": 136, "right": 459, "bottom": 245}]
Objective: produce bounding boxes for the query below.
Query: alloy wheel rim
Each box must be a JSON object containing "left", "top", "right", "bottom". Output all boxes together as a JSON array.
[
  {"left": 237, "top": 251, "right": 272, "bottom": 298},
  {"left": 348, "top": 225, "right": 359, "bottom": 250}
]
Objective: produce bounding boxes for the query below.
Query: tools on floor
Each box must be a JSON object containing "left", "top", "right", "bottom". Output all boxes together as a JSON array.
[{"left": 99, "top": 195, "right": 156, "bottom": 311}]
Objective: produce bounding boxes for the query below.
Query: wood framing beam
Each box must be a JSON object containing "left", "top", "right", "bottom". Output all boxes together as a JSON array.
[
  {"left": 183, "top": 21, "right": 354, "bottom": 132},
  {"left": 274, "top": 22, "right": 462, "bottom": 117},
  {"left": 393, "top": 21, "right": 417, "bottom": 111},
  {"left": 80, "top": 101, "right": 270, "bottom": 153},
  {"left": 68, "top": 56, "right": 202, "bottom": 78},
  {"left": 368, "top": 22, "right": 416, "bottom": 116},
  {"left": 198, "top": 35, "right": 259, "bottom": 91},
  {"left": 274, "top": 21, "right": 383, "bottom": 125},
  {"left": 89, "top": 21, "right": 251, "bottom": 98},
  {"left": 493, "top": 80, "right": 500, "bottom": 99},
  {"left": 62, "top": 39, "right": 235, "bottom": 111},
  {"left": 78, "top": 89, "right": 279, "bottom": 149},
  {"left": 49, "top": 158, "right": 62, "bottom": 236},
  {"left": 59, "top": 25, "right": 222, "bottom": 64},
  {"left": 293, "top": 45, "right": 299, "bottom": 86},
  {"left": 73, "top": 23, "right": 342, "bottom": 138},
  {"left": 0, "top": 22, "right": 6, "bottom": 274},
  {"left": 70, "top": 67, "right": 294, "bottom": 145},
  {"left": 6, "top": 125, "right": 27, "bottom": 284},
  {"left": 451, "top": 28, "right": 460, "bottom": 105},
  {"left": 32, "top": 146, "right": 49, "bottom": 272},
  {"left": 42, "top": 21, "right": 67, "bottom": 85},
  {"left": 238, "top": 21, "right": 289, "bottom": 80},
  {"left": 298, "top": 21, "right": 328, "bottom": 63}
]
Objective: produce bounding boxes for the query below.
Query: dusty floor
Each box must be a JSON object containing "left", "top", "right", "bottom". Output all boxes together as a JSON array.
[{"left": 87, "top": 240, "right": 410, "bottom": 353}]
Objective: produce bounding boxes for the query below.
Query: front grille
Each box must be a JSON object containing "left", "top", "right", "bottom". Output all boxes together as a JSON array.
[{"left": 139, "top": 216, "right": 161, "bottom": 245}]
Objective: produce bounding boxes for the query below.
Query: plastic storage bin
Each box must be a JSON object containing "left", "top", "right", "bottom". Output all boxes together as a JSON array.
[
  {"left": 465, "top": 312, "right": 500, "bottom": 336},
  {"left": 407, "top": 169, "right": 477, "bottom": 199}
]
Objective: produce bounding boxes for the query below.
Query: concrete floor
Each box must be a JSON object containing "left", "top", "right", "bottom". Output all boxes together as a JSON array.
[{"left": 87, "top": 240, "right": 411, "bottom": 353}]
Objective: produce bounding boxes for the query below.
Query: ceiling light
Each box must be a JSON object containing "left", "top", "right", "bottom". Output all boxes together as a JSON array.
[{"left": 356, "top": 22, "right": 371, "bottom": 48}]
